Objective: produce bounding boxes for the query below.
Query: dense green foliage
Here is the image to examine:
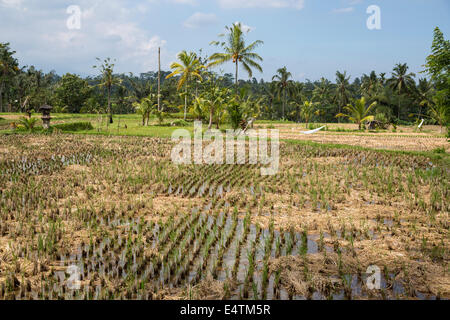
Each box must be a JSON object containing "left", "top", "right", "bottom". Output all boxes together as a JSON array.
[
  {"left": 52, "top": 121, "right": 94, "bottom": 131},
  {"left": 0, "top": 27, "right": 448, "bottom": 130}
]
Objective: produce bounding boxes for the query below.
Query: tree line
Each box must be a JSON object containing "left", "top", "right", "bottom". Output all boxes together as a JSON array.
[{"left": 0, "top": 25, "right": 448, "bottom": 131}]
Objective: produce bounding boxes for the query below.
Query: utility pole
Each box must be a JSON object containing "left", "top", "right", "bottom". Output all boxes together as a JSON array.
[{"left": 158, "top": 47, "right": 161, "bottom": 111}]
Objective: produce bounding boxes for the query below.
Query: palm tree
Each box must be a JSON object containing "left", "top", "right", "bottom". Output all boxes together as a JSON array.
[
  {"left": 336, "top": 97, "right": 377, "bottom": 130},
  {"left": 262, "top": 82, "right": 278, "bottom": 119},
  {"left": 290, "top": 83, "right": 305, "bottom": 122},
  {"left": 18, "top": 117, "right": 38, "bottom": 131},
  {"left": 312, "top": 78, "right": 333, "bottom": 122},
  {"left": 361, "top": 71, "right": 380, "bottom": 98},
  {"left": 235, "top": 87, "right": 263, "bottom": 126},
  {"left": 93, "top": 58, "right": 121, "bottom": 124},
  {"left": 313, "top": 78, "right": 332, "bottom": 103},
  {"left": 387, "top": 63, "right": 416, "bottom": 120},
  {"left": 379, "top": 73, "right": 387, "bottom": 86},
  {"left": 202, "top": 77, "right": 231, "bottom": 130},
  {"left": 334, "top": 71, "right": 351, "bottom": 123},
  {"left": 0, "top": 43, "right": 19, "bottom": 113},
  {"left": 166, "top": 51, "right": 203, "bottom": 121},
  {"left": 128, "top": 74, "right": 153, "bottom": 101},
  {"left": 415, "top": 78, "right": 434, "bottom": 119},
  {"left": 208, "top": 22, "right": 263, "bottom": 92},
  {"left": 272, "top": 67, "right": 294, "bottom": 119},
  {"left": 133, "top": 94, "right": 156, "bottom": 126},
  {"left": 427, "top": 93, "right": 448, "bottom": 133}
]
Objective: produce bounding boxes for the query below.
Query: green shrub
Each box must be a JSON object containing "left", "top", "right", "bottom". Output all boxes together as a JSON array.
[
  {"left": 19, "top": 117, "right": 38, "bottom": 131},
  {"left": 170, "top": 119, "right": 190, "bottom": 127},
  {"left": 53, "top": 122, "right": 93, "bottom": 131},
  {"left": 432, "top": 147, "right": 446, "bottom": 154},
  {"left": 227, "top": 103, "right": 243, "bottom": 130},
  {"left": 396, "top": 120, "right": 414, "bottom": 126}
]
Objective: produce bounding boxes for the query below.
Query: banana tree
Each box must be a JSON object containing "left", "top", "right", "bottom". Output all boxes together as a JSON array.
[
  {"left": 133, "top": 94, "right": 156, "bottom": 126},
  {"left": 299, "top": 100, "right": 317, "bottom": 128}
]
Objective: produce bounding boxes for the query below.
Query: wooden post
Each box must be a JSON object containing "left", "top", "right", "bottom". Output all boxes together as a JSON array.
[{"left": 158, "top": 47, "right": 161, "bottom": 112}]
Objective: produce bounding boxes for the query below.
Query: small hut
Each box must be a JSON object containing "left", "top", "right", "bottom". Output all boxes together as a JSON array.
[{"left": 39, "top": 104, "right": 53, "bottom": 129}]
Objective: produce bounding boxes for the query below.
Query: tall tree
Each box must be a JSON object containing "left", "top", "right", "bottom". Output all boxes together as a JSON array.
[
  {"left": 423, "top": 27, "right": 450, "bottom": 89},
  {"left": 0, "top": 43, "right": 19, "bottom": 112},
  {"left": 427, "top": 92, "right": 448, "bottom": 132},
  {"left": 290, "top": 82, "right": 306, "bottom": 122},
  {"left": 209, "top": 22, "right": 263, "bottom": 92},
  {"left": 334, "top": 71, "right": 351, "bottom": 123},
  {"left": 200, "top": 74, "right": 231, "bottom": 129},
  {"left": 166, "top": 51, "right": 203, "bottom": 121},
  {"left": 387, "top": 63, "right": 416, "bottom": 120},
  {"left": 93, "top": 58, "right": 121, "bottom": 124},
  {"left": 262, "top": 82, "right": 278, "bottom": 120},
  {"left": 272, "top": 66, "right": 294, "bottom": 119},
  {"left": 415, "top": 78, "right": 434, "bottom": 119},
  {"left": 361, "top": 71, "right": 380, "bottom": 98},
  {"left": 423, "top": 27, "right": 450, "bottom": 113},
  {"left": 312, "top": 78, "right": 333, "bottom": 121},
  {"left": 54, "top": 73, "right": 91, "bottom": 113}
]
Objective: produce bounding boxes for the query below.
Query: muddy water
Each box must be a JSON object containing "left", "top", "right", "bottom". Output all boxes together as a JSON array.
[{"left": 40, "top": 209, "right": 440, "bottom": 301}]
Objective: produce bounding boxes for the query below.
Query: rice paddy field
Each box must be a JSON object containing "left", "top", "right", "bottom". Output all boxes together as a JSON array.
[{"left": 0, "top": 123, "right": 449, "bottom": 300}]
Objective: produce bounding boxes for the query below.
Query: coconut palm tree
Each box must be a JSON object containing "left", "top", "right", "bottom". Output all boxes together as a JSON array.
[
  {"left": 208, "top": 22, "right": 263, "bottom": 91},
  {"left": 262, "top": 82, "right": 278, "bottom": 119},
  {"left": 415, "top": 78, "right": 434, "bottom": 119},
  {"left": 313, "top": 78, "right": 332, "bottom": 104},
  {"left": 427, "top": 93, "right": 448, "bottom": 133},
  {"left": 272, "top": 67, "right": 294, "bottom": 119},
  {"left": 334, "top": 71, "right": 351, "bottom": 123},
  {"left": 361, "top": 71, "right": 380, "bottom": 99},
  {"left": 387, "top": 63, "right": 416, "bottom": 119},
  {"left": 379, "top": 72, "right": 387, "bottom": 86},
  {"left": 312, "top": 78, "right": 333, "bottom": 122},
  {"left": 336, "top": 97, "right": 377, "bottom": 130},
  {"left": 93, "top": 58, "right": 122, "bottom": 124},
  {"left": 290, "top": 83, "right": 305, "bottom": 122},
  {"left": 166, "top": 51, "right": 203, "bottom": 121}
]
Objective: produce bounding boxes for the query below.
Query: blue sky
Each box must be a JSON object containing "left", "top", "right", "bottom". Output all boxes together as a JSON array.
[{"left": 0, "top": 0, "right": 449, "bottom": 81}]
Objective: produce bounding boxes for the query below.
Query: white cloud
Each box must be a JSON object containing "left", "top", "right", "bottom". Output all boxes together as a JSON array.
[
  {"left": 218, "top": 0, "right": 305, "bottom": 10},
  {"left": 0, "top": 0, "right": 170, "bottom": 74},
  {"left": 219, "top": 0, "right": 305, "bottom": 10},
  {"left": 172, "top": 0, "right": 198, "bottom": 5},
  {"left": 234, "top": 21, "right": 254, "bottom": 33},
  {"left": 0, "top": 0, "right": 23, "bottom": 9},
  {"left": 333, "top": 7, "right": 354, "bottom": 13},
  {"left": 183, "top": 12, "right": 218, "bottom": 28}
]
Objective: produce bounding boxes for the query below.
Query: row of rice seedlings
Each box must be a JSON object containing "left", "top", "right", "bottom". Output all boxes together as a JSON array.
[{"left": 241, "top": 224, "right": 262, "bottom": 299}]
